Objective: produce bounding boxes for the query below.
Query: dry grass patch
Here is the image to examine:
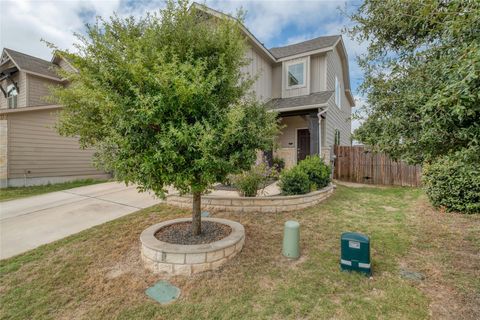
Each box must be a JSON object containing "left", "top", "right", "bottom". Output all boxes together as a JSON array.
[{"left": 1, "top": 185, "right": 479, "bottom": 319}]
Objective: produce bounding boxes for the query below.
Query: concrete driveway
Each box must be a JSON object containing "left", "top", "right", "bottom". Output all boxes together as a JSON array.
[{"left": 0, "top": 182, "right": 162, "bottom": 260}]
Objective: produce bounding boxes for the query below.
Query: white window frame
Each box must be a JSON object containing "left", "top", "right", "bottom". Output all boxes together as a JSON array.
[
  {"left": 7, "top": 84, "right": 18, "bottom": 109},
  {"left": 335, "top": 76, "right": 341, "bottom": 108},
  {"left": 285, "top": 60, "right": 307, "bottom": 89}
]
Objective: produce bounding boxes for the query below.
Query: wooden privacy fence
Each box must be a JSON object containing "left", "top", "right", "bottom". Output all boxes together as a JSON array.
[{"left": 333, "top": 146, "right": 422, "bottom": 187}]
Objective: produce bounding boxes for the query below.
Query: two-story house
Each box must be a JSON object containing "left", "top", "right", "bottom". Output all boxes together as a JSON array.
[
  {"left": 0, "top": 4, "right": 354, "bottom": 187},
  {"left": 196, "top": 3, "right": 355, "bottom": 168},
  {"left": 0, "top": 48, "right": 108, "bottom": 187}
]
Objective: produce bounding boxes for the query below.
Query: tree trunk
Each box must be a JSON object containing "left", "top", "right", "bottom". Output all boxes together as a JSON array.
[{"left": 192, "top": 191, "right": 202, "bottom": 236}]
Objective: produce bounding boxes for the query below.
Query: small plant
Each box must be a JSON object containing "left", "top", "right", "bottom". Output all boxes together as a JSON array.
[
  {"left": 272, "top": 157, "right": 285, "bottom": 173},
  {"left": 232, "top": 160, "right": 272, "bottom": 197},
  {"left": 279, "top": 166, "right": 311, "bottom": 195},
  {"left": 297, "top": 155, "right": 331, "bottom": 189}
]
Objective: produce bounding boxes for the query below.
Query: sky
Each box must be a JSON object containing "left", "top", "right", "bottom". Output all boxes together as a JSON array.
[{"left": 0, "top": 0, "right": 366, "bottom": 130}]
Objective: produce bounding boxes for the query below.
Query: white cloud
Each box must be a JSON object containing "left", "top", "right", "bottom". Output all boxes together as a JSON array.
[
  {"left": 0, "top": 0, "right": 124, "bottom": 60},
  {"left": 208, "top": 0, "right": 343, "bottom": 44},
  {"left": 1, "top": 0, "right": 367, "bottom": 96}
]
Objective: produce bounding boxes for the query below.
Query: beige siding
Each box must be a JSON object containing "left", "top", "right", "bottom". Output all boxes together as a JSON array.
[
  {"left": 310, "top": 53, "right": 327, "bottom": 93},
  {"left": 325, "top": 47, "right": 352, "bottom": 147},
  {"left": 6, "top": 108, "right": 102, "bottom": 179},
  {"left": 271, "top": 64, "right": 282, "bottom": 99},
  {"left": 274, "top": 115, "right": 308, "bottom": 168},
  {"left": 0, "top": 119, "right": 7, "bottom": 187},
  {"left": 0, "top": 71, "right": 27, "bottom": 110},
  {"left": 27, "top": 74, "right": 59, "bottom": 107},
  {"left": 241, "top": 45, "right": 272, "bottom": 102},
  {"left": 282, "top": 56, "right": 310, "bottom": 98}
]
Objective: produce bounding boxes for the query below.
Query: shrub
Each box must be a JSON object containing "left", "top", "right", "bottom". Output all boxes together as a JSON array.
[
  {"left": 297, "top": 155, "right": 331, "bottom": 189},
  {"left": 272, "top": 157, "right": 285, "bottom": 172},
  {"left": 279, "top": 167, "right": 311, "bottom": 195},
  {"left": 423, "top": 152, "right": 480, "bottom": 213},
  {"left": 232, "top": 161, "right": 271, "bottom": 197}
]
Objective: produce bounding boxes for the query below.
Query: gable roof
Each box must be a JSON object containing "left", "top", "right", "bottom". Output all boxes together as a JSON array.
[
  {"left": 191, "top": 2, "right": 277, "bottom": 62},
  {"left": 2, "top": 48, "right": 61, "bottom": 81},
  {"left": 270, "top": 35, "right": 341, "bottom": 59},
  {"left": 267, "top": 91, "right": 334, "bottom": 111}
]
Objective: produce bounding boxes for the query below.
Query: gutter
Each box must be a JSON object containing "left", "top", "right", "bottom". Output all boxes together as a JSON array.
[
  {"left": 0, "top": 104, "right": 62, "bottom": 115},
  {"left": 267, "top": 103, "right": 328, "bottom": 113}
]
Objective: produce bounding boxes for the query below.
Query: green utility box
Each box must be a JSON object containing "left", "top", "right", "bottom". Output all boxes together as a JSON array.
[{"left": 340, "top": 232, "right": 371, "bottom": 276}]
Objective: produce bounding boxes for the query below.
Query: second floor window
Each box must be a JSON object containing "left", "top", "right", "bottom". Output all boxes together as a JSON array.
[
  {"left": 7, "top": 84, "right": 17, "bottom": 109},
  {"left": 335, "top": 76, "right": 341, "bottom": 108},
  {"left": 287, "top": 61, "right": 305, "bottom": 88}
]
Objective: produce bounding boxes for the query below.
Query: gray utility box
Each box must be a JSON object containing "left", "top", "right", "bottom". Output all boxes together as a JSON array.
[{"left": 340, "top": 232, "right": 371, "bottom": 276}]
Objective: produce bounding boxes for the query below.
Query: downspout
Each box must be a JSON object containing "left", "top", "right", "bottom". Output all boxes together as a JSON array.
[{"left": 317, "top": 108, "right": 328, "bottom": 158}]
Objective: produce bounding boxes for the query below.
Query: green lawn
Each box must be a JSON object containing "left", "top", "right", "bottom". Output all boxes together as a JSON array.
[
  {"left": 0, "top": 185, "right": 478, "bottom": 319},
  {"left": 0, "top": 179, "right": 109, "bottom": 202}
]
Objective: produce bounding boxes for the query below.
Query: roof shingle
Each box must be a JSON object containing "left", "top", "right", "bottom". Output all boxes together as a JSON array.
[
  {"left": 267, "top": 91, "right": 334, "bottom": 111},
  {"left": 269, "top": 35, "right": 340, "bottom": 59},
  {"left": 4, "top": 48, "right": 61, "bottom": 80}
]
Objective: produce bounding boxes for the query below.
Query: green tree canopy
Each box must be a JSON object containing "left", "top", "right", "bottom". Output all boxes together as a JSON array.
[
  {"left": 348, "top": 0, "right": 479, "bottom": 165},
  {"left": 52, "top": 0, "right": 279, "bottom": 233}
]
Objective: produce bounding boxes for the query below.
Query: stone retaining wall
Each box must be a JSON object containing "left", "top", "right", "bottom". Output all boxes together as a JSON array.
[
  {"left": 140, "top": 218, "right": 245, "bottom": 276},
  {"left": 167, "top": 184, "right": 335, "bottom": 213}
]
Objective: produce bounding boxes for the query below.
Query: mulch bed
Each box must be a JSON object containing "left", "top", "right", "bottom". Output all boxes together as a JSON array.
[{"left": 155, "top": 221, "right": 232, "bottom": 245}]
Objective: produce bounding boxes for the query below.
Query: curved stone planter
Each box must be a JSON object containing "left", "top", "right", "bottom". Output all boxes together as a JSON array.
[
  {"left": 167, "top": 184, "right": 335, "bottom": 213},
  {"left": 140, "top": 217, "right": 245, "bottom": 276}
]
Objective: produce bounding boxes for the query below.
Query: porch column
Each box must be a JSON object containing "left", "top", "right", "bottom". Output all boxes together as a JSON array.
[{"left": 308, "top": 113, "right": 319, "bottom": 156}]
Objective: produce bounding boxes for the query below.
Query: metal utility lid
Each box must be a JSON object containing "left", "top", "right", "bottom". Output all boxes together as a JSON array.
[{"left": 145, "top": 280, "right": 180, "bottom": 304}]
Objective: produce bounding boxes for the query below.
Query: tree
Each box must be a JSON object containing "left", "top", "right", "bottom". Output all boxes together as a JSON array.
[
  {"left": 348, "top": 0, "right": 479, "bottom": 165},
  {"left": 51, "top": 0, "right": 279, "bottom": 234}
]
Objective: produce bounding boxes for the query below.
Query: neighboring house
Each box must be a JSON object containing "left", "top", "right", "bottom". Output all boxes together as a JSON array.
[
  {"left": 0, "top": 48, "right": 108, "bottom": 188},
  {"left": 196, "top": 4, "right": 355, "bottom": 168}
]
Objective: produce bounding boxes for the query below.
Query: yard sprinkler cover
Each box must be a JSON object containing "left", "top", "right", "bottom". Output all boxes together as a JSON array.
[
  {"left": 282, "top": 220, "right": 300, "bottom": 259},
  {"left": 145, "top": 280, "right": 180, "bottom": 304}
]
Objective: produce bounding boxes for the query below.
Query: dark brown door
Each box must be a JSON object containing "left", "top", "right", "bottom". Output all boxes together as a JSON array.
[{"left": 297, "top": 129, "right": 310, "bottom": 162}]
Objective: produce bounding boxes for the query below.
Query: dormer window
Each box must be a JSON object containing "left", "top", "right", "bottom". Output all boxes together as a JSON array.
[
  {"left": 335, "top": 76, "right": 341, "bottom": 108},
  {"left": 7, "top": 84, "right": 18, "bottom": 109},
  {"left": 286, "top": 60, "right": 306, "bottom": 89}
]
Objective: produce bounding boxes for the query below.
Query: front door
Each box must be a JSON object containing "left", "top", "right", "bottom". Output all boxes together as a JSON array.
[{"left": 297, "top": 129, "right": 310, "bottom": 162}]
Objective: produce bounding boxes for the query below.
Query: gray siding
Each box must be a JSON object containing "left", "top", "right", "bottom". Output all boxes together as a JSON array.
[
  {"left": 6, "top": 108, "right": 102, "bottom": 179},
  {"left": 27, "top": 74, "right": 59, "bottom": 107},
  {"left": 325, "top": 47, "right": 352, "bottom": 146},
  {"left": 56, "top": 57, "right": 75, "bottom": 73},
  {"left": 241, "top": 45, "right": 272, "bottom": 102},
  {"left": 310, "top": 53, "right": 327, "bottom": 93},
  {"left": 271, "top": 64, "right": 282, "bottom": 99}
]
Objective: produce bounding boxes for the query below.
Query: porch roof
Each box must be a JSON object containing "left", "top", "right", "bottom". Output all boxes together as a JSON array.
[{"left": 266, "top": 91, "right": 333, "bottom": 112}]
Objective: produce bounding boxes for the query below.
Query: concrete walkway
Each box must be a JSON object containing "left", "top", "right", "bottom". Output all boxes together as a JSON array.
[{"left": 0, "top": 182, "right": 162, "bottom": 260}]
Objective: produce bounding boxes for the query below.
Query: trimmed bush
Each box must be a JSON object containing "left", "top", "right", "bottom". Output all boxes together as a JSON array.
[
  {"left": 231, "top": 161, "right": 272, "bottom": 197},
  {"left": 423, "top": 152, "right": 480, "bottom": 213},
  {"left": 297, "top": 156, "right": 331, "bottom": 189},
  {"left": 279, "top": 167, "right": 311, "bottom": 195}
]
